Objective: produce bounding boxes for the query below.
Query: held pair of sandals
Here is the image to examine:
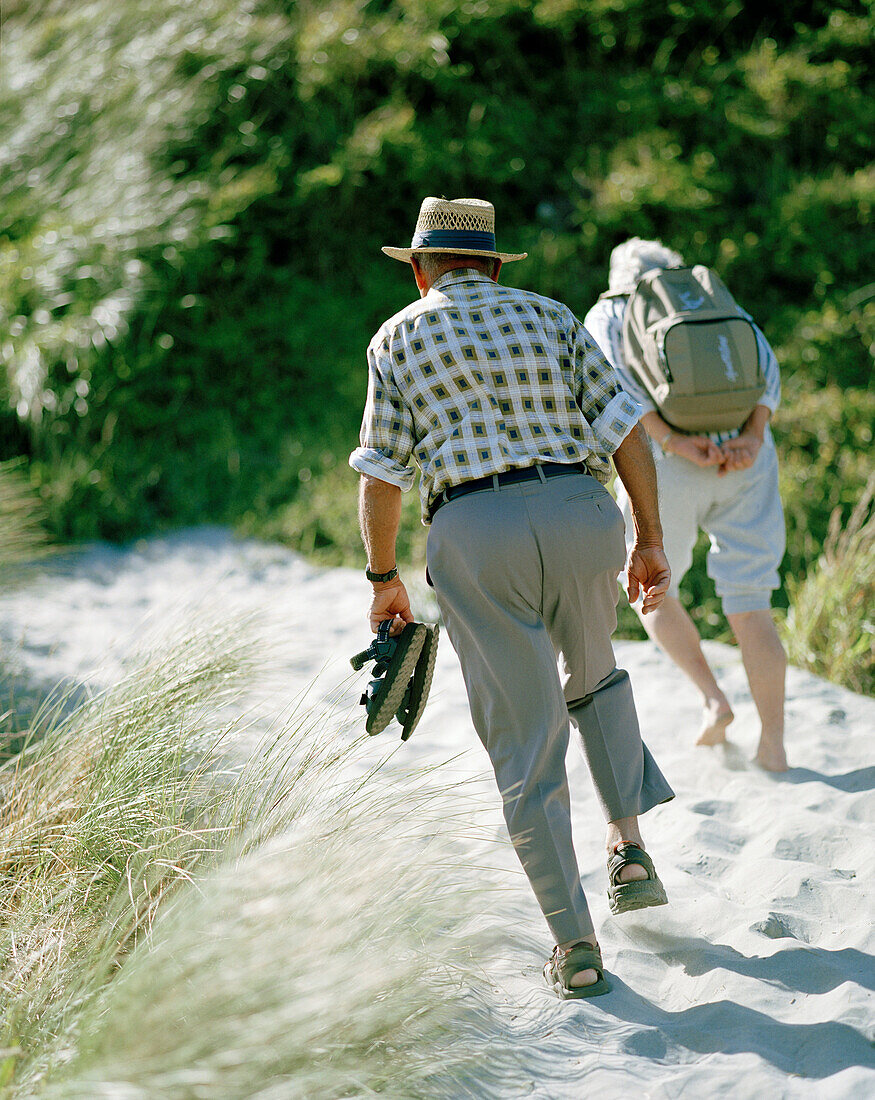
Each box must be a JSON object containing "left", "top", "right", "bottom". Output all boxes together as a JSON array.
[
  {"left": 350, "top": 619, "right": 440, "bottom": 741},
  {"left": 543, "top": 844, "right": 669, "bottom": 1000}
]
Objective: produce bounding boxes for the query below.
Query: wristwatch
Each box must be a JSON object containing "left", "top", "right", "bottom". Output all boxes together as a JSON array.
[{"left": 365, "top": 565, "right": 398, "bottom": 583}]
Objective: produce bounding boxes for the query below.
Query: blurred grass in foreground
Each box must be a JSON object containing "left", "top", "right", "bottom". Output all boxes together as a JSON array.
[
  {"left": 0, "top": 619, "right": 514, "bottom": 1097},
  {"left": 783, "top": 473, "right": 875, "bottom": 696},
  {"left": 0, "top": 460, "right": 49, "bottom": 582}
]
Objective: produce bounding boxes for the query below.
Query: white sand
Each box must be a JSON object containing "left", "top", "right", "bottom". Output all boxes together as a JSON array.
[{"left": 2, "top": 528, "right": 873, "bottom": 1098}]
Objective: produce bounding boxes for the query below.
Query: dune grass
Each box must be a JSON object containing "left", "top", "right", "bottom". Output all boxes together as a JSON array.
[
  {"left": 0, "top": 614, "right": 514, "bottom": 1098},
  {"left": 0, "top": 460, "right": 49, "bottom": 583},
  {"left": 0, "top": 450, "right": 514, "bottom": 1094},
  {"left": 783, "top": 472, "right": 875, "bottom": 696},
  {"left": 0, "top": 619, "right": 258, "bottom": 1089}
]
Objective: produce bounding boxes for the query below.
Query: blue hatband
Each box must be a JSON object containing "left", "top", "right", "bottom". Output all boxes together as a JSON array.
[{"left": 410, "top": 229, "right": 497, "bottom": 251}]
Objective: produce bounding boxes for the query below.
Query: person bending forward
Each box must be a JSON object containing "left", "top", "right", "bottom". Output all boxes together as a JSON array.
[{"left": 584, "top": 238, "right": 788, "bottom": 772}]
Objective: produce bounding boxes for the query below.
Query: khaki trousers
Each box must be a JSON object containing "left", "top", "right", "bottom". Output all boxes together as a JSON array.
[{"left": 426, "top": 470, "right": 674, "bottom": 944}]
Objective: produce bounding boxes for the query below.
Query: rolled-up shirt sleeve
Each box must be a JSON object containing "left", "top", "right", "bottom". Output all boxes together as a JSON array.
[
  {"left": 572, "top": 320, "right": 642, "bottom": 453},
  {"left": 348, "top": 339, "right": 417, "bottom": 491}
]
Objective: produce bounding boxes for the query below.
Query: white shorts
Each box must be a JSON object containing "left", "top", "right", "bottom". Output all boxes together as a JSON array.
[{"left": 616, "top": 433, "right": 786, "bottom": 616}]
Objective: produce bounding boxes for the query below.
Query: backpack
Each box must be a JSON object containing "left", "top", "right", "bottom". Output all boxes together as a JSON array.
[{"left": 619, "top": 265, "right": 765, "bottom": 433}]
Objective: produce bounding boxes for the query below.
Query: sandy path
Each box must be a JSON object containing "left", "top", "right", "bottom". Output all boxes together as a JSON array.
[{"left": 1, "top": 529, "right": 873, "bottom": 1098}]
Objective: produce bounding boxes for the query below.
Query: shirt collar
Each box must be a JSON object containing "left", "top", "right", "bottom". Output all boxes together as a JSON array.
[{"left": 431, "top": 268, "right": 495, "bottom": 292}]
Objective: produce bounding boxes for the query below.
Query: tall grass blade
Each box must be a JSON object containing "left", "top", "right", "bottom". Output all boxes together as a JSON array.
[
  {"left": 0, "top": 460, "right": 49, "bottom": 583},
  {"left": 0, "top": 614, "right": 516, "bottom": 1097}
]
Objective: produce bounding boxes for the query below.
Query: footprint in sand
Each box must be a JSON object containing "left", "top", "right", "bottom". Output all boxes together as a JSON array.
[
  {"left": 689, "top": 799, "right": 735, "bottom": 818},
  {"left": 751, "top": 912, "right": 810, "bottom": 942},
  {"left": 694, "top": 817, "right": 748, "bottom": 854}
]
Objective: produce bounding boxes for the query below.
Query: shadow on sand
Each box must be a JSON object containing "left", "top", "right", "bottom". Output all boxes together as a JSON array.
[
  {"left": 600, "top": 977, "right": 875, "bottom": 1078},
  {"left": 630, "top": 928, "right": 875, "bottom": 995},
  {"left": 775, "top": 766, "right": 875, "bottom": 793}
]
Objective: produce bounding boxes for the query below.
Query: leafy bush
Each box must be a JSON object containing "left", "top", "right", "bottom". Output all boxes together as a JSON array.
[
  {"left": 775, "top": 383, "right": 875, "bottom": 582},
  {"left": 2, "top": 0, "right": 872, "bottom": 536}
]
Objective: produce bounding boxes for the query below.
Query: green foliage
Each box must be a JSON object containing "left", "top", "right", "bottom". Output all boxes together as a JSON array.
[
  {"left": 257, "top": 457, "right": 428, "bottom": 569},
  {"left": 774, "top": 383, "right": 875, "bottom": 580}
]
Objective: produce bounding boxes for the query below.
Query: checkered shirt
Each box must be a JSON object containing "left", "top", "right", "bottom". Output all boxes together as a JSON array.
[{"left": 350, "top": 269, "right": 641, "bottom": 523}]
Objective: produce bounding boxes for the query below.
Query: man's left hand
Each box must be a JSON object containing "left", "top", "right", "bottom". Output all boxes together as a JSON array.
[
  {"left": 718, "top": 433, "right": 762, "bottom": 476},
  {"left": 369, "top": 578, "right": 414, "bottom": 634}
]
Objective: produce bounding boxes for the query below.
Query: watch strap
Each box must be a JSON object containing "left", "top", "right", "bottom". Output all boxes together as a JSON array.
[{"left": 365, "top": 565, "right": 398, "bottom": 583}]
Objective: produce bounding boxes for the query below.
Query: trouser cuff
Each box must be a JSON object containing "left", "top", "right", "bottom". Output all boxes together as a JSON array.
[{"left": 567, "top": 668, "right": 675, "bottom": 822}]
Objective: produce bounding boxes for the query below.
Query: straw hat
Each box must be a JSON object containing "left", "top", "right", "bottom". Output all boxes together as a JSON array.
[{"left": 382, "top": 196, "right": 527, "bottom": 264}]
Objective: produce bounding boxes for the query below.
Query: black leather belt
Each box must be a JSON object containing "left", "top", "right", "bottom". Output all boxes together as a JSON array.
[{"left": 432, "top": 462, "right": 588, "bottom": 515}]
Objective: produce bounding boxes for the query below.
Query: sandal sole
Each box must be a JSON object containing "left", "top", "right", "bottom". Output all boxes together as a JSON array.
[
  {"left": 397, "top": 624, "right": 439, "bottom": 741},
  {"left": 607, "top": 879, "right": 669, "bottom": 915},
  {"left": 365, "top": 624, "right": 427, "bottom": 736}
]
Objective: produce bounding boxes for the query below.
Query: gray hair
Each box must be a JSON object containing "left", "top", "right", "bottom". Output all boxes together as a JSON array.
[
  {"left": 608, "top": 237, "right": 685, "bottom": 294},
  {"left": 413, "top": 251, "right": 499, "bottom": 282}
]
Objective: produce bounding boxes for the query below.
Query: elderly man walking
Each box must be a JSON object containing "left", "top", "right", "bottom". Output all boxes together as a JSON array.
[
  {"left": 350, "top": 197, "right": 675, "bottom": 998},
  {"left": 584, "top": 238, "right": 788, "bottom": 771}
]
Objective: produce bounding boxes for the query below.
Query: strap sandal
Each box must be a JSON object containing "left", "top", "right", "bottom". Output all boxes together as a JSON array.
[
  {"left": 350, "top": 620, "right": 427, "bottom": 736},
  {"left": 394, "top": 623, "right": 440, "bottom": 742},
  {"left": 606, "top": 842, "right": 668, "bottom": 915},
  {"left": 543, "top": 941, "right": 612, "bottom": 1000}
]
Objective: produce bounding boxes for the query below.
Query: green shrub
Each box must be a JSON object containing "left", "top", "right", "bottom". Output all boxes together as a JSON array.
[
  {"left": 2, "top": 0, "right": 872, "bottom": 688},
  {"left": 774, "top": 383, "right": 875, "bottom": 582},
  {"left": 257, "top": 458, "right": 427, "bottom": 570}
]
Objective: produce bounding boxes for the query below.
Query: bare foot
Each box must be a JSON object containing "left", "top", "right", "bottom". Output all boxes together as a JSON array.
[
  {"left": 754, "top": 738, "right": 788, "bottom": 772},
  {"left": 696, "top": 698, "right": 734, "bottom": 746}
]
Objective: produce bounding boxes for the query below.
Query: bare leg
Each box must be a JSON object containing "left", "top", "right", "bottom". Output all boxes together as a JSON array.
[
  {"left": 727, "top": 609, "right": 787, "bottom": 772},
  {"left": 558, "top": 816, "right": 649, "bottom": 987},
  {"left": 636, "top": 594, "right": 734, "bottom": 745}
]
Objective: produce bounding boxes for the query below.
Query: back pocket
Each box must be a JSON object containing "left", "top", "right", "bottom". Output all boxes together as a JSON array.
[{"left": 564, "top": 489, "right": 603, "bottom": 504}]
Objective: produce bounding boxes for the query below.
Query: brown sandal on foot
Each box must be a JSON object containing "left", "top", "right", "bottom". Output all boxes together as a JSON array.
[
  {"left": 607, "top": 842, "right": 668, "bottom": 915},
  {"left": 543, "top": 941, "right": 612, "bottom": 999}
]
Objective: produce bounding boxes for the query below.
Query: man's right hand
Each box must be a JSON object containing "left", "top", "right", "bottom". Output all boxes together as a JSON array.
[
  {"left": 626, "top": 545, "right": 671, "bottom": 614},
  {"left": 368, "top": 577, "right": 414, "bottom": 635},
  {"left": 665, "top": 434, "right": 722, "bottom": 467}
]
